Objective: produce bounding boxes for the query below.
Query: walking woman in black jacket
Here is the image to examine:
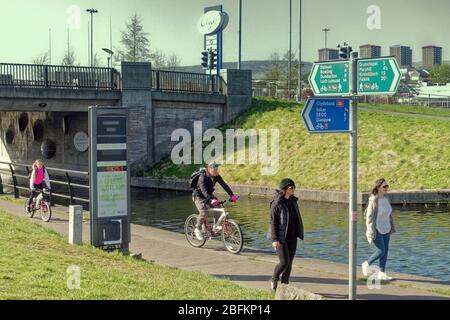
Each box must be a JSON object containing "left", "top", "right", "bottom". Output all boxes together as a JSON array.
[{"left": 268, "top": 178, "right": 304, "bottom": 291}]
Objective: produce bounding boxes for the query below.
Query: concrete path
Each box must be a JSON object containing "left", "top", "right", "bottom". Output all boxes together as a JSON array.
[
  {"left": 1, "top": 198, "right": 449, "bottom": 300},
  {"left": 360, "top": 107, "right": 450, "bottom": 121}
]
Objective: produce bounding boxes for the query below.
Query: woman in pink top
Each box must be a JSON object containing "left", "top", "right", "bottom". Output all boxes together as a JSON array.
[{"left": 26, "top": 159, "right": 51, "bottom": 213}]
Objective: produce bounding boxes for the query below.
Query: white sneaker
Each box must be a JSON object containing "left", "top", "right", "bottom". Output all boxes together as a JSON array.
[
  {"left": 377, "top": 271, "right": 393, "bottom": 281},
  {"left": 362, "top": 261, "right": 369, "bottom": 277},
  {"left": 194, "top": 228, "right": 204, "bottom": 241}
]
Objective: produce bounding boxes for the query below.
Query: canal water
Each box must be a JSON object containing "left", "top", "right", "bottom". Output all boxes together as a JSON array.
[{"left": 131, "top": 188, "right": 450, "bottom": 282}]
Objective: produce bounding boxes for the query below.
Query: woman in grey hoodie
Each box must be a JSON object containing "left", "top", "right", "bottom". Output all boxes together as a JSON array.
[{"left": 362, "top": 178, "right": 396, "bottom": 281}]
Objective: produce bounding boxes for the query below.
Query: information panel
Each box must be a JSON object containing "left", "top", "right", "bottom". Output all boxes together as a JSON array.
[{"left": 89, "top": 107, "right": 130, "bottom": 252}]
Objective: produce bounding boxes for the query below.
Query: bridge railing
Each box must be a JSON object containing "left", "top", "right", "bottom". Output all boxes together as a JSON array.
[
  {"left": 0, "top": 161, "right": 89, "bottom": 206},
  {"left": 152, "top": 70, "right": 226, "bottom": 94},
  {"left": 0, "top": 63, "right": 120, "bottom": 90}
]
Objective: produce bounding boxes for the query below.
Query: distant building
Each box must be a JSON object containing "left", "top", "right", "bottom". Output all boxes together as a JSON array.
[
  {"left": 359, "top": 44, "right": 381, "bottom": 58},
  {"left": 390, "top": 45, "right": 413, "bottom": 67},
  {"left": 422, "top": 45, "right": 442, "bottom": 68},
  {"left": 318, "top": 48, "right": 338, "bottom": 61}
]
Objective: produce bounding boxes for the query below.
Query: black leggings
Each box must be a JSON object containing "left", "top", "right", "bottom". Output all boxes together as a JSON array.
[
  {"left": 26, "top": 183, "right": 44, "bottom": 207},
  {"left": 272, "top": 239, "right": 298, "bottom": 284}
]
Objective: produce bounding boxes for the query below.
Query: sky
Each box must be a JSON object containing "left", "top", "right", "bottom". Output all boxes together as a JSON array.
[{"left": 0, "top": 0, "right": 449, "bottom": 67}]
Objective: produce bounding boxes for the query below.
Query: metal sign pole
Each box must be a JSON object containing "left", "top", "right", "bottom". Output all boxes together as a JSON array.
[{"left": 349, "top": 54, "right": 358, "bottom": 300}]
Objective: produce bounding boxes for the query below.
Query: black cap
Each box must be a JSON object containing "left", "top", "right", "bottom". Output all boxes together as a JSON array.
[{"left": 279, "top": 178, "right": 295, "bottom": 190}]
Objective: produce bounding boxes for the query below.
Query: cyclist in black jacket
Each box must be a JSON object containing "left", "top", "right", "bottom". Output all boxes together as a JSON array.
[{"left": 192, "top": 162, "right": 238, "bottom": 241}]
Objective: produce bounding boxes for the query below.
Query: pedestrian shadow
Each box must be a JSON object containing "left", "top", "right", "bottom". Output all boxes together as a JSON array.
[
  {"left": 314, "top": 292, "right": 449, "bottom": 300},
  {"left": 211, "top": 274, "right": 349, "bottom": 286},
  {"left": 393, "top": 277, "right": 450, "bottom": 287},
  {"left": 46, "top": 217, "right": 68, "bottom": 223}
]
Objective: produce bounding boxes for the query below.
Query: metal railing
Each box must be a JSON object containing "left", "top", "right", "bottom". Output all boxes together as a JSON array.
[
  {"left": 0, "top": 161, "right": 89, "bottom": 205},
  {"left": 356, "top": 92, "right": 450, "bottom": 108},
  {"left": 0, "top": 63, "right": 120, "bottom": 90},
  {"left": 408, "top": 93, "right": 450, "bottom": 108},
  {"left": 152, "top": 70, "right": 225, "bottom": 94}
]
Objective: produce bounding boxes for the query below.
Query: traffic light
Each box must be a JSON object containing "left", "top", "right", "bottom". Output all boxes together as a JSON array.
[
  {"left": 338, "top": 44, "right": 353, "bottom": 59},
  {"left": 209, "top": 50, "right": 217, "bottom": 70},
  {"left": 201, "top": 50, "right": 209, "bottom": 69}
]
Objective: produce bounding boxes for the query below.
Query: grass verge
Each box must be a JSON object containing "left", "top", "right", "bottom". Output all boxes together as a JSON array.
[
  {"left": 360, "top": 103, "right": 450, "bottom": 118},
  {"left": 0, "top": 209, "right": 273, "bottom": 300}
]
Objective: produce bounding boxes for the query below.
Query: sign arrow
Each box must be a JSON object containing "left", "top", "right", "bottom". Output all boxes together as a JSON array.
[
  {"left": 357, "top": 57, "right": 401, "bottom": 95},
  {"left": 301, "top": 98, "right": 351, "bottom": 133},
  {"left": 308, "top": 60, "right": 351, "bottom": 96}
]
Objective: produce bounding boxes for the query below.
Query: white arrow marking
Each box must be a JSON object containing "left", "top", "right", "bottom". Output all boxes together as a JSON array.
[
  {"left": 309, "top": 65, "right": 320, "bottom": 94},
  {"left": 304, "top": 100, "right": 315, "bottom": 131},
  {"left": 389, "top": 59, "right": 400, "bottom": 92}
]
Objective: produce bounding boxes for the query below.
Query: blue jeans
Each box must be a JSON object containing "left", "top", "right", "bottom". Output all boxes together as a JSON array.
[{"left": 367, "top": 231, "right": 390, "bottom": 272}]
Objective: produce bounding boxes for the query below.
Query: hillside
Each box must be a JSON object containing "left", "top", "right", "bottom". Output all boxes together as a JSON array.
[{"left": 145, "top": 98, "right": 450, "bottom": 191}]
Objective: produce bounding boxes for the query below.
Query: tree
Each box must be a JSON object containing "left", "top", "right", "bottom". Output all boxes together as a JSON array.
[
  {"left": 32, "top": 52, "right": 50, "bottom": 65},
  {"left": 116, "top": 13, "right": 151, "bottom": 62},
  {"left": 166, "top": 54, "right": 182, "bottom": 71},
  {"left": 263, "top": 51, "right": 284, "bottom": 80},
  {"left": 283, "top": 50, "right": 299, "bottom": 86},
  {"left": 92, "top": 53, "right": 101, "bottom": 67},
  {"left": 429, "top": 64, "right": 450, "bottom": 85},
  {"left": 263, "top": 50, "right": 299, "bottom": 83},
  {"left": 61, "top": 46, "right": 77, "bottom": 66},
  {"left": 150, "top": 49, "right": 166, "bottom": 69}
]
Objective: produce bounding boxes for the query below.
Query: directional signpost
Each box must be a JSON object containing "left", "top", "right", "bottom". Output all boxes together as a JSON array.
[
  {"left": 302, "top": 98, "right": 350, "bottom": 133},
  {"left": 308, "top": 60, "right": 350, "bottom": 96},
  {"left": 305, "top": 53, "right": 401, "bottom": 300},
  {"left": 357, "top": 57, "right": 401, "bottom": 95}
]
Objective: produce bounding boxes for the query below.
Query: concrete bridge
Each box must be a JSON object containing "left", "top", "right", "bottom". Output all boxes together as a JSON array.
[{"left": 0, "top": 62, "right": 252, "bottom": 172}]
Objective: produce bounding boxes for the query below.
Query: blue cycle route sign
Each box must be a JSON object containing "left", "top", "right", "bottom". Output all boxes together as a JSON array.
[{"left": 301, "top": 98, "right": 351, "bottom": 133}]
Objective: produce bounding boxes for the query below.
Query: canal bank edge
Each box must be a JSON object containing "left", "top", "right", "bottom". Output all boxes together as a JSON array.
[{"left": 131, "top": 177, "right": 450, "bottom": 205}]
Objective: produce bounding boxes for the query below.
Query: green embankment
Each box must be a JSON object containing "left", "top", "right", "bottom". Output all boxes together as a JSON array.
[
  {"left": 146, "top": 98, "right": 450, "bottom": 191},
  {"left": 0, "top": 210, "right": 273, "bottom": 300},
  {"left": 360, "top": 103, "right": 450, "bottom": 118}
]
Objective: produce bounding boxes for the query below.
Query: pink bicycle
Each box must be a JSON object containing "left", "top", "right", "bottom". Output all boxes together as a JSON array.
[{"left": 24, "top": 188, "right": 52, "bottom": 222}]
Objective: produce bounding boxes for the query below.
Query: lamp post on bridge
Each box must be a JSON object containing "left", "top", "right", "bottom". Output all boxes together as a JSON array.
[
  {"left": 86, "top": 8, "right": 98, "bottom": 67},
  {"left": 102, "top": 48, "right": 114, "bottom": 68}
]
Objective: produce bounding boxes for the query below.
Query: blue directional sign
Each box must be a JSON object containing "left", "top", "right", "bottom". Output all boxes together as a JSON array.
[{"left": 301, "top": 98, "right": 350, "bottom": 133}]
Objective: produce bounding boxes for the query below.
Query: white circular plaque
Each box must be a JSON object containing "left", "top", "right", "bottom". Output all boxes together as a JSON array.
[{"left": 73, "top": 131, "right": 89, "bottom": 152}]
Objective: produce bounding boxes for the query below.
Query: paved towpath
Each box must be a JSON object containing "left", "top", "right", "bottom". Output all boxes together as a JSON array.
[{"left": 1, "top": 198, "right": 448, "bottom": 300}]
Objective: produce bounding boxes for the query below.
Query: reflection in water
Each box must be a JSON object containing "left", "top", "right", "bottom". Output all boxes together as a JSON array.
[{"left": 131, "top": 188, "right": 450, "bottom": 282}]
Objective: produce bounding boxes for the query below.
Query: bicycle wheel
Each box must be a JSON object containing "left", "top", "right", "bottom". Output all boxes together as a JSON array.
[
  {"left": 39, "top": 201, "right": 52, "bottom": 222},
  {"left": 184, "top": 214, "right": 206, "bottom": 248},
  {"left": 24, "top": 199, "right": 34, "bottom": 218},
  {"left": 222, "top": 219, "right": 244, "bottom": 254}
]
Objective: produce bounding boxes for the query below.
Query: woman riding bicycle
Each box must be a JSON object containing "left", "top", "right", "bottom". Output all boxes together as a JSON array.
[
  {"left": 192, "top": 162, "right": 238, "bottom": 241},
  {"left": 26, "top": 159, "right": 51, "bottom": 213}
]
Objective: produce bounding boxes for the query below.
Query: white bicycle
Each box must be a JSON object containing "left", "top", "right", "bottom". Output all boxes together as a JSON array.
[{"left": 184, "top": 200, "right": 244, "bottom": 254}]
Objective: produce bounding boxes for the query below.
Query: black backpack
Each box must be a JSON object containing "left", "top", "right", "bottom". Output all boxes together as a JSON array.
[{"left": 189, "top": 168, "right": 206, "bottom": 189}]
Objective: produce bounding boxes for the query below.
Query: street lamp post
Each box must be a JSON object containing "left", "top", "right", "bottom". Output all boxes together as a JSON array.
[
  {"left": 288, "top": 0, "right": 292, "bottom": 100},
  {"left": 322, "top": 27, "right": 330, "bottom": 49},
  {"left": 237, "top": 0, "right": 242, "bottom": 70},
  {"left": 86, "top": 8, "right": 98, "bottom": 67},
  {"left": 297, "top": 0, "right": 302, "bottom": 102},
  {"left": 102, "top": 48, "right": 114, "bottom": 68}
]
